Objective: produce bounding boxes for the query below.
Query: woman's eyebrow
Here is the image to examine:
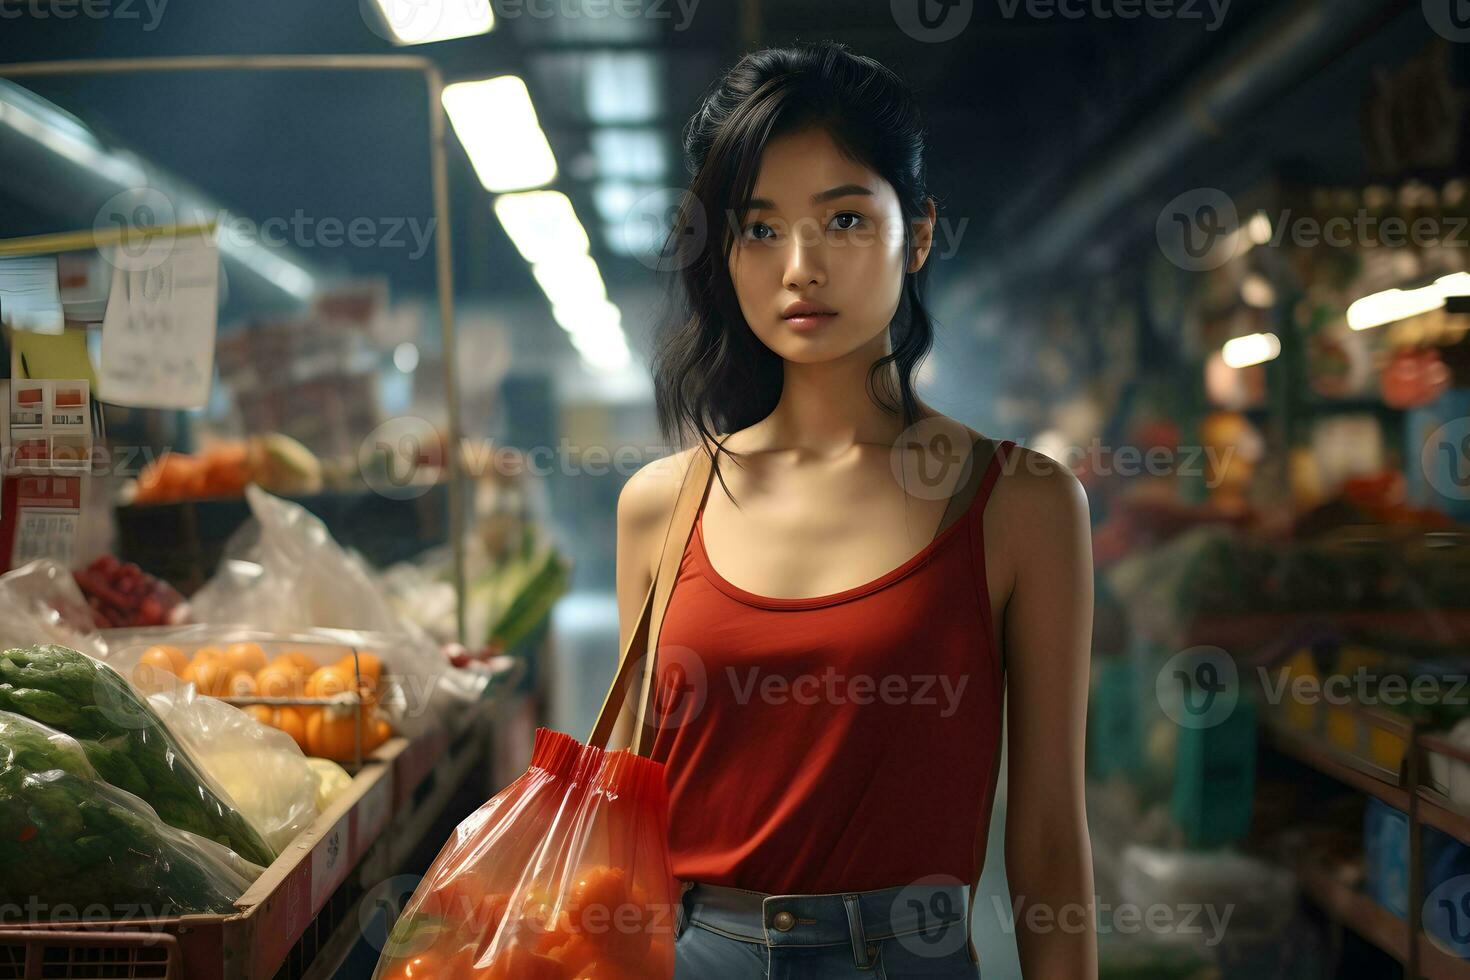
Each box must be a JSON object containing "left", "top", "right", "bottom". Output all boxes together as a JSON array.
[{"left": 746, "top": 184, "right": 874, "bottom": 210}]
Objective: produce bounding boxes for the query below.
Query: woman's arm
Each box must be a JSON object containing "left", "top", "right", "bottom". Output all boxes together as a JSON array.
[
  {"left": 998, "top": 449, "right": 1098, "bottom": 977},
  {"left": 609, "top": 449, "right": 691, "bottom": 749}
]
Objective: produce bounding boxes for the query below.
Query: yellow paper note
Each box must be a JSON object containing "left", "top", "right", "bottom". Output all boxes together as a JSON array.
[{"left": 10, "top": 325, "right": 97, "bottom": 385}]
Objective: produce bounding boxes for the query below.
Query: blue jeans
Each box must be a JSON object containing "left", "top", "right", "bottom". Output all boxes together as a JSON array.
[{"left": 672, "top": 880, "right": 983, "bottom": 979}]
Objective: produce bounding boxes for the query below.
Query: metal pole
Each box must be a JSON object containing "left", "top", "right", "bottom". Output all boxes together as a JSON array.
[{"left": 0, "top": 55, "right": 469, "bottom": 642}]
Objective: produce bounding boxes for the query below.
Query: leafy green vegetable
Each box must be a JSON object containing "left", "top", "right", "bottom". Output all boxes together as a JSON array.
[
  {"left": 0, "top": 645, "right": 275, "bottom": 866},
  {"left": 0, "top": 711, "right": 252, "bottom": 916}
]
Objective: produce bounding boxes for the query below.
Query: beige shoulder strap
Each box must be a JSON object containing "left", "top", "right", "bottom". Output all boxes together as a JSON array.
[{"left": 588, "top": 441, "right": 718, "bottom": 756}]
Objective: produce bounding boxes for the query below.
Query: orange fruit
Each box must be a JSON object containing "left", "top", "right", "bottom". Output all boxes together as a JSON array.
[
  {"left": 226, "top": 671, "right": 258, "bottom": 698},
  {"left": 256, "top": 663, "right": 303, "bottom": 698},
  {"left": 141, "top": 645, "right": 188, "bottom": 674},
  {"left": 277, "top": 650, "right": 319, "bottom": 674},
  {"left": 223, "top": 642, "right": 267, "bottom": 675},
  {"left": 274, "top": 706, "right": 309, "bottom": 751},
  {"left": 245, "top": 705, "right": 274, "bottom": 726},
  {"left": 307, "top": 664, "right": 357, "bottom": 701},
  {"left": 181, "top": 657, "right": 231, "bottom": 698}
]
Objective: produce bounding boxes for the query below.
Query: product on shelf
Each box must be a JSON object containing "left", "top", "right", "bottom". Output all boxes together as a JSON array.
[
  {"left": 0, "top": 710, "right": 257, "bottom": 917},
  {"left": 73, "top": 554, "right": 188, "bottom": 629},
  {"left": 0, "top": 644, "right": 276, "bottom": 866},
  {"left": 130, "top": 434, "right": 324, "bottom": 505},
  {"left": 127, "top": 640, "right": 396, "bottom": 762}
]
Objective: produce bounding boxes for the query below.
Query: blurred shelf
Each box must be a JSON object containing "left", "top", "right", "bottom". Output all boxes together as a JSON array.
[
  {"left": 1419, "top": 787, "right": 1470, "bottom": 845},
  {"left": 1261, "top": 719, "right": 1410, "bottom": 810},
  {"left": 1295, "top": 860, "right": 1408, "bottom": 964}
]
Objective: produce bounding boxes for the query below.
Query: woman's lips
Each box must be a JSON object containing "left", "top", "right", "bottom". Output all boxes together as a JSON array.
[{"left": 783, "top": 312, "right": 838, "bottom": 330}]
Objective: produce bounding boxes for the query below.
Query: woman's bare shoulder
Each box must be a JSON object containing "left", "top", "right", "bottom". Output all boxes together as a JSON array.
[{"left": 616, "top": 438, "right": 724, "bottom": 536}]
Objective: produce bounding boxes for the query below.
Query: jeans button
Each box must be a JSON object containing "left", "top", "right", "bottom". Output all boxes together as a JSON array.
[{"left": 772, "top": 910, "right": 795, "bottom": 931}]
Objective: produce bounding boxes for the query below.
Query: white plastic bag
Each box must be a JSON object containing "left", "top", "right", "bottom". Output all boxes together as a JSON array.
[
  {"left": 0, "top": 560, "right": 106, "bottom": 659},
  {"left": 148, "top": 685, "right": 319, "bottom": 853},
  {"left": 185, "top": 487, "right": 483, "bottom": 735}
]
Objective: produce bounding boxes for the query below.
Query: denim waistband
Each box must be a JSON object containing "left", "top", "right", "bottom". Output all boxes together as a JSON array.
[{"left": 677, "top": 879, "right": 971, "bottom": 951}]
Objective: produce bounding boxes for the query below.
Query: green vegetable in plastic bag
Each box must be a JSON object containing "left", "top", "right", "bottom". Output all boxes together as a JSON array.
[
  {"left": 0, "top": 711, "right": 256, "bottom": 918},
  {"left": 0, "top": 644, "right": 276, "bottom": 866}
]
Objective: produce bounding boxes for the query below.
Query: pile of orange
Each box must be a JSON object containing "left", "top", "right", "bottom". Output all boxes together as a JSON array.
[
  {"left": 379, "top": 865, "right": 672, "bottom": 980},
  {"left": 136, "top": 643, "right": 394, "bottom": 761}
]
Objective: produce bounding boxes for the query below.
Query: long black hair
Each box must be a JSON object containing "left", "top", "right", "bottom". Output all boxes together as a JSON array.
[{"left": 651, "top": 40, "right": 938, "bottom": 492}]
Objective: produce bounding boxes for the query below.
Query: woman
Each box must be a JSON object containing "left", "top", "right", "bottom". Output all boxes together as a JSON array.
[{"left": 614, "top": 41, "right": 1097, "bottom": 979}]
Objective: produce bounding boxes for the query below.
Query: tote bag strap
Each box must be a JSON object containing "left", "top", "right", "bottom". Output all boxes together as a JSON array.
[{"left": 589, "top": 439, "right": 718, "bottom": 756}]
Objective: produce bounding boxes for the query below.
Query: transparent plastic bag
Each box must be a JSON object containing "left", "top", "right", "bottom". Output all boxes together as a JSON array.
[
  {"left": 102, "top": 624, "right": 440, "bottom": 745},
  {"left": 148, "top": 685, "right": 318, "bottom": 853},
  {"left": 0, "top": 709, "right": 259, "bottom": 919},
  {"left": 0, "top": 643, "right": 277, "bottom": 867},
  {"left": 374, "top": 728, "right": 676, "bottom": 980},
  {"left": 186, "top": 486, "right": 482, "bottom": 734},
  {"left": 0, "top": 560, "right": 106, "bottom": 659}
]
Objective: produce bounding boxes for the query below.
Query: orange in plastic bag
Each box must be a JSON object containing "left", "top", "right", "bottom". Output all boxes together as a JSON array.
[{"left": 373, "top": 728, "right": 676, "bottom": 980}]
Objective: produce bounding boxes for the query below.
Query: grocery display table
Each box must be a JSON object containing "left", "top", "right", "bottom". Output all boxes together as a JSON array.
[{"left": 0, "top": 699, "right": 516, "bottom": 980}]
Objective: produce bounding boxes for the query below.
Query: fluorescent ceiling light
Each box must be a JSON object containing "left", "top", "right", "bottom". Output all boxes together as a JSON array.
[
  {"left": 586, "top": 53, "right": 659, "bottom": 123},
  {"left": 532, "top": 254, "right": 608, "bottom": 309},
  {"left": 1222, "top": 332, "right": 1280, "bottom": 369},
  {"left": 493, "top": 191, "right": 589, "bottom": 264},
  {"left": 590, "top": 128, "right": 666, "bottom": 180},
  {"left": 1346, "top": 272, "right": 1470, "bottom": 331},
  {"left": 370, "top": 0, "right": 493, "bottom": 45},
  {"left": 570, "top": 329, "right": 631, "bottom": 372},
  {"left": 552, "top": 297, "right": 622, "bottom": 337},
  {"left": 443, "top": 77, "right": 556, "bottom": 192}
]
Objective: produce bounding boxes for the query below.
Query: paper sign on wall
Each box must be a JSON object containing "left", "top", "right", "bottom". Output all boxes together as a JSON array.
[
  {"left": 99, "top": 233, "right": 219, "bottom": 410},
  {"left": 0, "top": 256, "right": 64, "bottom": 335}
]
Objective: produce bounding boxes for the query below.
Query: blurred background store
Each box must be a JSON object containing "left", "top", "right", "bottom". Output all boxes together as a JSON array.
[{"left": 1, "top": 0, "right": 1469, "bottom": 978}]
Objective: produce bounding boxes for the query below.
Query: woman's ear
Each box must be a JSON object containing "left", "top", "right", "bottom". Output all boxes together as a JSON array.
[{"left": 907, "top": 197, "right": 937, "bottom": 274}]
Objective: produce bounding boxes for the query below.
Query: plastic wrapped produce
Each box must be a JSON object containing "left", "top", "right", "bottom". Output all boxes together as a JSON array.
[
  {"left": 0, "top": 644, "right": 276, "bottom": 866},
  {"left": 373, "top": 728, "right": 676, "bottom": 980},
  {"left": 148, "top": 685, "right": 318, "bottom": 852},
  {"left": 185, "top": 487, "right": 481, "bottom": 735},
  {"left": 0, "top": 710, "right": 257, "bottom": 919}
]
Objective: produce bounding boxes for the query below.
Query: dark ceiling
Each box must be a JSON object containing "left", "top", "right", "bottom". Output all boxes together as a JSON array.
[{"left": 0, "top": 0, "right": 1429, "bottom": 322}]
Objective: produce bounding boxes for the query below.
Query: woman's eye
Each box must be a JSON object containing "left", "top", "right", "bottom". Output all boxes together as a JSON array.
[
  {"left": 743, "top": 221, "right": 774, "bottom": 241},
  {"left": 830, "top": 212, "right": 863, "bottom": 231}
]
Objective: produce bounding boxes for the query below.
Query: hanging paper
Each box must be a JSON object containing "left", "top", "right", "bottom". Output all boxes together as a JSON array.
[{"left": 100, "top": 232, "right": 219, "bottom": 410}]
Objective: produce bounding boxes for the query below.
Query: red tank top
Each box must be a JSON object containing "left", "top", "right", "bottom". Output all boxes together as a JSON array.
[{"left": 648, "top": 439, "right": 1014, "bottom": 894}]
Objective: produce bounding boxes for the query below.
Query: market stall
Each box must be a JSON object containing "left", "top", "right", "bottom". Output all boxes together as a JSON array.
[{"left": 0, "top": 56, "right": 570, "bottom": 979}]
